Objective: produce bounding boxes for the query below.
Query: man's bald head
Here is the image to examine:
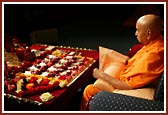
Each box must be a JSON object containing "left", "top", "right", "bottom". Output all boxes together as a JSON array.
[
  {"left": 137, "top": 14, "right": 163, "bottom": 34},
  {"left": 135, "top": 14, "right": 163, "bottom": 44}
]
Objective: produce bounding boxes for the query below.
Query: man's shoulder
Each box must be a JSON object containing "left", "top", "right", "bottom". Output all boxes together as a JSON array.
[{"left": 148, "top": 37, "right": 164, "bottom": 52}]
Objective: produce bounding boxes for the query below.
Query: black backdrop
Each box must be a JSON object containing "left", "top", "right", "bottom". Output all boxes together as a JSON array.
[{"left": 4, "top": 4, "right": 164, "bottom": 53}]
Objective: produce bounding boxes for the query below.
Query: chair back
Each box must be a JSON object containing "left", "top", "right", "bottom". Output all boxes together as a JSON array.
[
  {"left": 154, "top": 73, "right": 164, "bottom": 102},
  {"left": 126, "top": 43, "right": 143, "bottom": 58}
]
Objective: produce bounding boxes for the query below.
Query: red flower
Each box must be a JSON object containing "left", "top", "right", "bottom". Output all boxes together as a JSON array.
[
  {"left": 58, "top": 75, "right": 67, "bottom": 80},
  {"left": 28, "top": 76, "right": 38, "bottom": 83},
  {"left": 40, "top": 78, "right": 50, "bottom": 86}
]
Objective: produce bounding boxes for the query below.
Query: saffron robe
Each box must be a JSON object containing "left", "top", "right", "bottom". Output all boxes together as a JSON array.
[{"left": 81, "top": 35, "right": 164, "bottom": 109}]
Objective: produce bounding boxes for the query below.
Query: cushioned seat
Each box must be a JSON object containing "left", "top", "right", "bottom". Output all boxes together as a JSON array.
[{"left": 89, "top": 73, "right": 164, "bottom": 111}]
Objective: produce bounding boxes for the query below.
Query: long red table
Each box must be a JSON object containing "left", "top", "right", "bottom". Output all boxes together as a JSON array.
[{"left": 4, "top": 46, "right": 99, "bottom": 111}]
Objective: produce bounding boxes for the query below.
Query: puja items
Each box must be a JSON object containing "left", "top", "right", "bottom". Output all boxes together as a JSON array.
[{"left": 4, "top": 43, "right": 95, "bottom": 98}]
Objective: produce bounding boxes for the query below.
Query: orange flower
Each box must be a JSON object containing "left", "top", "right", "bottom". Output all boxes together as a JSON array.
[{"left": 26, "top": 83, "right": 34, "bottom": 89}]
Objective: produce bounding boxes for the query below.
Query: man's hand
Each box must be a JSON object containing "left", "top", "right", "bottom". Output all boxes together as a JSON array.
[
  {"left": 93, "top": 68, "right": 132, "bottom": 90},
  {"left": 93, "top": 68, "right": 106, "bottom": 79},
  {"left": 93, "top": 68, "right": 100, "bottom": 79},
  {"left": 93, "top": 68, "right": 115, "bottom": 79}
]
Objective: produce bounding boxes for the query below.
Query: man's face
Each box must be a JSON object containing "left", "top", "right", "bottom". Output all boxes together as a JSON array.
[{"left": 135, "top": 22, "right": 148, "bottom": 44}]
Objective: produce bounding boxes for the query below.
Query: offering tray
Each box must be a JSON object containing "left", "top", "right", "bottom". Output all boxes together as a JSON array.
[{"left": 4, "top": 45, "right": 99, "bottom": 109}]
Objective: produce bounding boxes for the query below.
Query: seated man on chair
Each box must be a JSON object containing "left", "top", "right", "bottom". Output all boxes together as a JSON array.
[{"left": 80, "top": 14, "right": 164, "bottom": 110}]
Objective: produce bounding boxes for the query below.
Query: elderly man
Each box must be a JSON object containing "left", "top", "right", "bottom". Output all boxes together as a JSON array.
[{"left": 80, "top": 14, "right": 164, "bottom": 110}]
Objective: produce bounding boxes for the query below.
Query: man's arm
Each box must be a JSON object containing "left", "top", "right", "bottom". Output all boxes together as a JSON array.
[{"left": 93, "top": 68, "right": 133, "bottom": 90}]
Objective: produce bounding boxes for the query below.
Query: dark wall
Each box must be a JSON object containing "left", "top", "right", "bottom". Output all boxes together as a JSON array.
[{"left": 4, "top": 4, "right": 164, "bottom": 53}]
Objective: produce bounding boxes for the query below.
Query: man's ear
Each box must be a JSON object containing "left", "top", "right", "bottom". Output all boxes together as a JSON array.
[
  {"left": 147, "top": 29, "right": 150, "bottom": 36},
  {"left": 146, "top": 29, "right": 151, "bottom": 41}
]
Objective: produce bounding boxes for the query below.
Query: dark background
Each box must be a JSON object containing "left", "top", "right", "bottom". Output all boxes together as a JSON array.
[
  {"left": 3, "top": 3, "right": 165, "bottom": 111},
  {"left": 4, "top": 4, "right": 164, "bottom": 53}
]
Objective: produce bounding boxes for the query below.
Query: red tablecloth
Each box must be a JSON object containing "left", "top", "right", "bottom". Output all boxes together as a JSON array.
[{"left": 4, "top": 46, "right": 99, "bottom": 110}]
